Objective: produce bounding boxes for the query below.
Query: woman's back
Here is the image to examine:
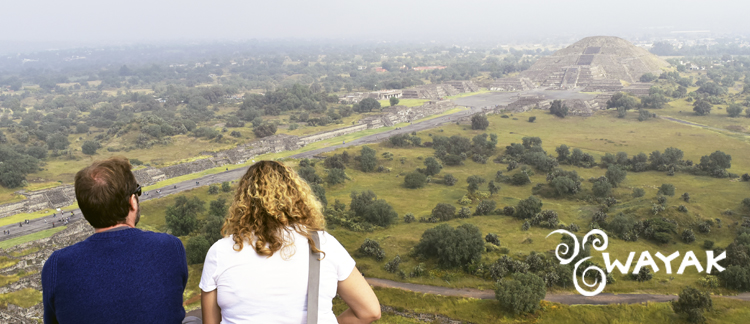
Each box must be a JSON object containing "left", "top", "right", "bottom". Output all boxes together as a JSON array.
[{"left": 199, "top": 230, "right": 355, "bottom": 324}]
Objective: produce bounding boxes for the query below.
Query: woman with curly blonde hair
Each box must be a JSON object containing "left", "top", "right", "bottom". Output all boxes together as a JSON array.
[{"left": 199, "top": 160, "right": 380, "bottom": 324}]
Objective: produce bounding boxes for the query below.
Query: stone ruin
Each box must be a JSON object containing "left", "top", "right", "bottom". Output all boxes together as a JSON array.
[
  {"left": 520, "top": 36, "right": 669, "bottom": 89},
  {"left": 489, "top": 77, "right": 535, "bottom": 91},
  {"left": 0, "top": 185, "right": 76, "bottom": 219},
  {"left": 0, "top": 220, "right": 95, "bottom": 323},
  {"left": 493, "top": 95, "right": 601, "bottom": 117},
  {"left": 0, "top": 100, "right": 457, "bottom": 220}
]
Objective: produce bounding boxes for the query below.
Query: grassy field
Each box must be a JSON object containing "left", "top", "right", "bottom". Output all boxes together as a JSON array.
[
  {"left": 352, "top": 287, "right": 750, "bottom": 324},
  {"left": 377, "top": 99, "right": 430, "bottom": 107},
  {"left": 307, "top": 109, "right": 750, "bottom": 295}
]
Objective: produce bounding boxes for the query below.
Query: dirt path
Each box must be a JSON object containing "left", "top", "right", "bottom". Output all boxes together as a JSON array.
[
  {"left": 660, "top": 116, "right": 749, "bottom": 136},
  {"left": 366, "top": 278, "right": 750, "bottom": 305}
]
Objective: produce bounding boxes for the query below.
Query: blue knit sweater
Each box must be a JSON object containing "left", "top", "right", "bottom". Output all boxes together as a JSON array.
[{"left": 42, "top": 228, "right": 188, "bottom": 324}]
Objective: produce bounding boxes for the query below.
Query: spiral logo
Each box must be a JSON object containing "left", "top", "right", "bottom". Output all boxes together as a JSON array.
[{"left": 547, "top": 229, "right": 609, "bottom": 296}]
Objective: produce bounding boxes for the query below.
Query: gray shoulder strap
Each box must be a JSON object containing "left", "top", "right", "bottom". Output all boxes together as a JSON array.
[{"left": 307, "top": 231, "right": 321, "bottom": 324}]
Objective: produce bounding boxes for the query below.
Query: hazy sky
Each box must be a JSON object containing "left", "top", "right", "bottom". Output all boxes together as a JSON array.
[{"left": 2, "top": 0, "right": 749, "bottom": 44}]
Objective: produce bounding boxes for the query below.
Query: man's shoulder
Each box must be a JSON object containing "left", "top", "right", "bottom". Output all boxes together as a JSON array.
[{"left": 136, "top": 230, "right": 181, "bottom": 245}]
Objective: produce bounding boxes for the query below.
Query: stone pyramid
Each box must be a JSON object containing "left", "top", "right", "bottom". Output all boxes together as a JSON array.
[{"left": 521, "top": 36, "right": 670, "bottom": 89}]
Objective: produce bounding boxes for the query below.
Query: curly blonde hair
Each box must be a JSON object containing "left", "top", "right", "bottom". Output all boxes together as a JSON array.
[{"left": 222, "top": 160, "right": 326, "bottom": 258}]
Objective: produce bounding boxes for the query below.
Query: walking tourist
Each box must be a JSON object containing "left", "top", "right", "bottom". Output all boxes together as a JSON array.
[
  {"left": 199, "top": 160, "right": 380, "bottom": 324},
  {"left": 42, "top": 157, "right": 197, "bottom": 324}
]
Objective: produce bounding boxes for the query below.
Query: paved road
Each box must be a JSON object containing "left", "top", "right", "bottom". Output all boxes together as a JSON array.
[
  {"left": 0, "top": 105, "right": 483, "bottom": 243},
  {"left": 452, "top": 88, "right": 596, "bottom": 108},
  {"left": 366, "top": 277, "right": 750, "bottom": 305}
]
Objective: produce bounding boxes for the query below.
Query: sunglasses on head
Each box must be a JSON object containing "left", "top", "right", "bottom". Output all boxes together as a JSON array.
[{"left": 132, "top": 184, "right": 142, "bottom": 197}]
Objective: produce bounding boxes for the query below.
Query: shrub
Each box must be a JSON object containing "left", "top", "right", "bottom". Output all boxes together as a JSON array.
[
  {"left": 443, "top": 173, "right": 458, "bottom": 186},
  {"left": 458, "top": 207, "right": 472, "bottom": 219},
  {"left": 471, "top": 114, "right": 489, "bottom": 130},
  {"left": 682, "top": 192, "right": 691, "bottom": 202},
  {"left": 515, "top": 196, "right": 543, "bottom": 219},
  {"left": 671, "top": 287, "right": 713, "bottom": 323},
  {"left": 511, "top": 172, "right": 531, "bottom": 186},
  {"left": 185, "top": 236, "right": 211, "bottom": 264},
  {"left": 592, "top": 178, "right": 612, "bottom": 197},
  {"left": 678, "top": 205, "right": 688, "bottom": 213},
  {"left": 659, "top": 183, "right": 675, "bottom": 196},
  {"left": 414, "top": 223, "right": 484, "bottom": 268},
  {"left": 404, "top": 171, "right": 427, "bottom": 189},
  {"left": 503, "top": 206, "right": 515, "bottom": 216},
  {"left": 403, "top": 213, "right": 416, "bottom": 223},
  {"left": 682, "top": 229, "right": 696, "bottom": 243},
  {"left": 357, "top": 239, "right": 385, "bottom": 261},
  {"left": 495, "top": 272, "right": 546, "bottom": 314},
  {"left": 221, "top": 181, "right": 231, "bottom": 192},
  {"left": 359, "top": 146, "right": 378, "bottom": 172},
  {"left": 208, "top": 185, "right": 219, "bottom": 194},
  {"left": 485, "top": 233, "right": 500, "bottom": 246},
  {"left": 384, "top": 255, "right": 401, "bottom": 273},
  {"left": 431, "top": 203, "right": 456, "bottom": 222},
  {"left": 81, "top": 141, "right": 100, "bottom": 155},
  {"left": 165, "top": 196, "right": 204, "bottom": 236},
  {"left": 528, "top": 116, "right": 536, "bottom": 122},
  {"left": 703, "top": 240, "right": 714, "bottom": 249},
  {"left": 474, "top": 200, "right": 497, "bottom": 216},
  {"left": 632, "top": 267, "right": 653, "bottom": 282}
]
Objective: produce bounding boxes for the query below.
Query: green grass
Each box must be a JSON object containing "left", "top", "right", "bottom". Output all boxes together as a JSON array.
[
  {"left": 0, "top": 271, "right": 35, "bottom": 287},
  {"left": 377, "top": 99, "right": 430, "bottom": 107},
  {"left": 0, "top": 288, "right": 43, "bottom": 308},
  {"left": 9, "top": 246, "right": 39, "bottom": 257},
  {"left": 369, "top": 286, "right": 750, "bottom": 324},
  {"left": 308, "top": 109, "right": 750, "bottom": 295},
  {"left": 0, "top": 256, "right": 18, "bottom": 270},
  {"left": 0, "top": 226, "right": 67, "bottom": 250}
]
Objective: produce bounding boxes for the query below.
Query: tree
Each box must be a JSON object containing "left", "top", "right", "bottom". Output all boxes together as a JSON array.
[
  {"left": 404, "top": 171, "right": 427, "bottom": 189},
  {"left": 355, "top": 98, "right": 381, "bottom": 112},
  {"left": 640, "top": 73, "right": 658, "bottom": 82},
  {"left": 443, "top": 174, "right": 457, "bottom": 186},
  {"left": 221, "top": 181, "right": 231, "bottom": 192},
  {"left": 165, "top": 196, "right": 205, "bottom": 236},
  {"left": 208, "top": 198, "right": 228, "bottom": 218},
  {"left": 485, "top": 233, "right": 500, "bottom": 246},
  {"left": 208, "top": 185, "right": 219, "bottom": 194},
  {"left": 488, "top": 180, "right": 499, "bottom": 195},
  {"left": 549, "top": 100, "right": 568, "bottom": 118},
  {"left": 253, "top": 123, "right": 277, "bottom": 138},
  {"left": 555, "top": 144, "right": 570, "bottom": 163},
  {"left": 46, "top": 133, "right": 70, "bottom": 150},
  {"left": 528, "top": 116, "right": 536, "bottom": 123},
  {"left": 682, "top": 229, "right": 696, "bottom": 243},
  {"left": 474, "top": 200, "right": 497, "bottom": 216},
  {"left": 672, "top": 287, "right": 713, "bottom": 323},
  {"left": 511, "top": 172, "right": 530, "bottom": 186},
  {"left": 423, "top": 157, "right": 443, "bottom": 176},
  {"left": 659, "top": 183, "right": 675, "bottom": 196},
  {"left": 298, "top": 166, "right": 322, "bottom": 184},
  {"left": 359, "top": 146, "right": 377, "bottom": 172},
  {"left": 81, "top": 141, "right": 100, "bottom": 155},
  {"left": 185, "top": 236, "right": 211, "bottom": 264},
  {"left": 605, "top": 165, "right": 627, "bottom": 187},
  {"left": 326, "top": 168, "right": 348, "bottom": 185},
  {"left": 431, "top": 203, "right": 456, "bottom": 221},
  {"left": 693, "top": 99, "right": 712, "bottom": 116},
  {"left": 389, "top": 97, "right": 399, "bottom": 106},
  {"left": 607, "top": 92, "right": 639, "bottom": 110},
  {"left": 311, "top": 183, "right": 327, "bottom": 207},
  {"left": 727, "top": 104, "right": 743, "bottom": 117},
  {"left": 471, "top": 114, "right": 489, "bottom": 130},
  {"left": 592, "top": 178, "right": 612, "bottom": 197},
  {"left": 414, "top": 223, "right": 484, "bottom": 268},
  {"left": 515, "top": 196, "right": 542, "bottom": 219},
  {"left": 638, "top": 109, "right": 651, "bottom": 121},
  {"left": 202, "top": 215, "right": 224, "bottom": 244},
  {"left": 495, "top": 272, "right": 546, "bottom": 314},
  {"left": 357, "top": 239, "right": 386, "bottom": 261}
]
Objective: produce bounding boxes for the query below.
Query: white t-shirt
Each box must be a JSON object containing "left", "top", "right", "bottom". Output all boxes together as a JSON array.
[{"left": 199, "top": 230, "right": 356, "bottom": 324}]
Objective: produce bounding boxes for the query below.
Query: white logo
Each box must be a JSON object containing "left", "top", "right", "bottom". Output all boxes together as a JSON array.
[{"left": 546, "top": 229, "right": 726, "bottom": 296}]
